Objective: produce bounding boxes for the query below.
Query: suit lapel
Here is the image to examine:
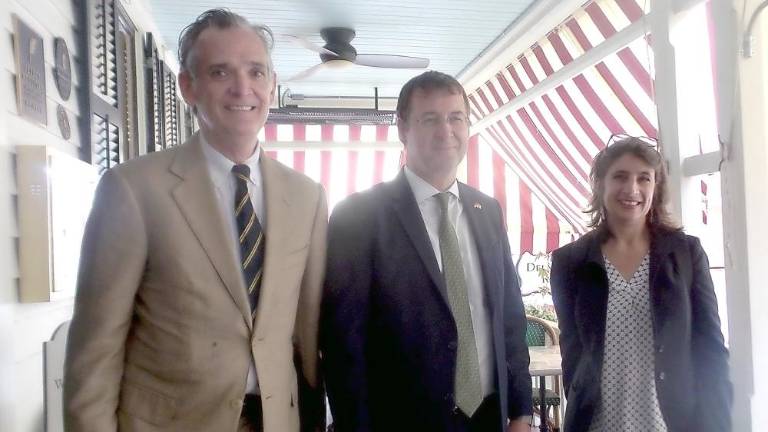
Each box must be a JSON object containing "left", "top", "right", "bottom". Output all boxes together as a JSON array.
[
  {"left": 388, "top": 171, "right": 448, "bottom": 301},
  {"left": 580, "top": 232, "right": 609, "bottom": 349},
  {"left": 648, "top": 231, "right": 679, "bottom": 338},
  {"left": 169, "top": 135, "right": 253, "bottom": 331}
]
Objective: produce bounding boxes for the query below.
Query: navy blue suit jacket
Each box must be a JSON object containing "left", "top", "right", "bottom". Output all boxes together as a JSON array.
[
  {"left": 321, "top": 171, "right": 532, "bottom": 432},
  {"left": 551, "top": 229, "right": 732, "bottom": 432}
]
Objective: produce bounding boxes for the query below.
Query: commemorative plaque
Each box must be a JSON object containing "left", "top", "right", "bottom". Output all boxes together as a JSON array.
[
  {"left": 53, "top": 38, "right": 71, "bottom": 100},
  {"left": 13, "top": 15, "right": 47, "bottom": 125},
  {"left": 57, "top": 105, "right": 71, "bottom": 140}
]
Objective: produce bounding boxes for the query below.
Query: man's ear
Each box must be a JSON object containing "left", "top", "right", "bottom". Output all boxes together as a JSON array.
[
  {"left": 178, "top": 71, "right": 196, "bottom": 106},
  {"left": 269, "top": 71, "right": 277, "bottom": 105},
  {"left": 397, "top": 118, "right": 408, "bottom": 145}
]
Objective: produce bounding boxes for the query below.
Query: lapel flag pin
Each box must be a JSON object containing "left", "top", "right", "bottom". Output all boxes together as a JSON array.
[{"left": 473, "top": 203, "right": 482, "bottom": 209}]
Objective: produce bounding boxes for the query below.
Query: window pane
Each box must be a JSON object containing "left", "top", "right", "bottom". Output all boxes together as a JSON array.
[{"left": 685, "top": 171, "right": 728, "bottom": 343}]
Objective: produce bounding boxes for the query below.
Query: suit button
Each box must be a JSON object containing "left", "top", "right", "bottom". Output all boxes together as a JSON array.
[
  {"left": 448, "top": 341, "right": 457, "bottom": 350},
  {"left": 657, "top": 344, "right": 664, "bottom": 353},
  {"left": 452, "top": 406, "right": 461, "bottom": 415},
  {"left": 230, "top": 398, "right": 243, "bottom": 410},
  {"left": 658, "top": 372, "right": 665, "bottom": 381}
]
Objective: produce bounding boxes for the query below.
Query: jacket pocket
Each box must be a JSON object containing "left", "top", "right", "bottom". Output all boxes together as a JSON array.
[{"left": 119, "top": 381, "right": 178, "bottom": 426}]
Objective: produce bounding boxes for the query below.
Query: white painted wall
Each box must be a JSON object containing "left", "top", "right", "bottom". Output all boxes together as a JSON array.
[
  {"left": 1, "top": 0, "right": 80, "bottom": 428},
  {"left": 0, "top": 0, "right": 171, "bottom": 430},
  {"left": 730, "top": 1, "right": 768, "bottom": 428}
]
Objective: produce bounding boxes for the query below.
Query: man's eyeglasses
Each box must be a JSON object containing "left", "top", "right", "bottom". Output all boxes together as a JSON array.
[
  {"left": 413, "top": 113, "right": 470, "bottom": 129},
  {"left": 607, "top": 133, "right": 658, "bottom": 148}
]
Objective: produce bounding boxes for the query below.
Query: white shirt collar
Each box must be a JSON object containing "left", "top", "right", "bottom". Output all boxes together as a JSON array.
[
  {"left": 404, "top": 166, "right": 460, "bottom": 205},
  {"left": 200, "top": 134, "right": 262, "bottom": 189}
]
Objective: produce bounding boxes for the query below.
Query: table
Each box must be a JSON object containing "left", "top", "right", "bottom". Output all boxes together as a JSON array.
[{"left": 528, "top": 346, "right": 562, "bottom": 432}]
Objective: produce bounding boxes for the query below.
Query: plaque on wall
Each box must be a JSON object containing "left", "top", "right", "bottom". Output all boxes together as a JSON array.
[
  {"left": 53, "top": 38, "right": 71, "bottom": 100},
  {"left": 57, "top": 105, "right": 71, "bottom": 140},
  {"left": 12, "top": 15, "right": 47, "bottom": 125}
]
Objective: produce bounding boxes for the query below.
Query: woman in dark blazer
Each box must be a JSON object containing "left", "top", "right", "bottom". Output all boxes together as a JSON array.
[{"left": 551, "top": 137, "right": 732, "bottom": 432}]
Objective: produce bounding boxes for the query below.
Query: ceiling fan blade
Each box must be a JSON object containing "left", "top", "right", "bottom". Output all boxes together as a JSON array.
[
  {"left": 284, "top": 62, "right": 328, "bottom": 82},
  {"left": 283, "top": 34, "right": 338, "bottom": 57},
  {"left": 353, "top": 54, "right": 429, "bottom": 69}
]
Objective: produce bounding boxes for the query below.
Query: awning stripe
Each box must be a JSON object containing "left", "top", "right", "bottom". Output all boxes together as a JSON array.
[
  {"left": 519, "top": 182, "right": 534, "bottom": 253},
  {"left": 346, "top": 151, "right": 358, "bottom": 196},
  {"left": 320, "top": 150, "right": 332, "bottom": 202},
  {"left": 467, "top": 136, "right": 480, "bottom": 188},
  {"left": 467, "top": 0, "right": 656, "bottom": 234},
  {"left": 502, "top": 114, "right": 583, "bottom": 209},
  {"left": 484, "top": 123, "right": 577, "bottom": 227},
  {"left": 616, "top": 0, "right": 644, "bottom": 22},
  {"left": 526, "top": 99, "right": 590, "bottom": 182},
  {"left": 517, "top": 108, "right": 591, "bottom": 196},
  {"left": 484, "top": 127, "right": 585, "bottom": 234},
  {"left": 582, "top": 5, "right": 657, "bottom": 135},
  {"left": 373, "top": 151, "right": 386, "bottom": 184},
  {"left": 546, "top": 208, "right": 561, "bottom": 252},
  {"left": 492, "top": 151, "right": 507, "bottom": 223},
  {"left": 293, "top": 151, "right": 305, "bottom": 173},
  {"left": 617, "top": 47, "right": 654, "bottom": 99},
  {"left": 496, "top": 71, "right": 517, "bottom": 100},
  {"left": 540, "top": 93, "right": 595, "bottom": 166}
]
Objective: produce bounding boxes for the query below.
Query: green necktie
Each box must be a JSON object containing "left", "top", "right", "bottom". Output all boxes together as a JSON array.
[{"left": 436, "top": 192, "right": 483, "bottom": 416}]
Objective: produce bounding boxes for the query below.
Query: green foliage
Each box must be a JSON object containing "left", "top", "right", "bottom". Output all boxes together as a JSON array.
[{"left": 525, "top": 303, "right": 558, "bottom": 322}]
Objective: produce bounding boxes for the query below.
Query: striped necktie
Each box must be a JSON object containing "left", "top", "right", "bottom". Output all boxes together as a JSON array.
[
  {"left": 232, "top": 164, "right": 265, "bottom": 318},
  {"left": 436, "top": 192, "right": 483, "bottom": 416}
]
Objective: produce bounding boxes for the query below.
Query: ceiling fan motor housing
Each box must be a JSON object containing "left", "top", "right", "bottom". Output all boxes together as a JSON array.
[{"left": 320, "top": 27, "right": 358, "bottom": 62}]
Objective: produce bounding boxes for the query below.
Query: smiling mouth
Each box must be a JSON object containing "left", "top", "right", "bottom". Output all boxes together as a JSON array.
[
  {"left": 226, "top": 105, "right": 256, "bottom": 111},
  {"left": 619, "top": 199, "right": 642, "bottom": 207}
]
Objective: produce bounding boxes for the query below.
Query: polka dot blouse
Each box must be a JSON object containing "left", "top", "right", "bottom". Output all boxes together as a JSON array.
[{"left": 587, "top": 254, "right": 668, "bottom": 432}]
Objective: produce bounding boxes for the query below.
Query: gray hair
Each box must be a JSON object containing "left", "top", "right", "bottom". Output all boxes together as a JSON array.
[{"left": 178, "top": 8, "right": 274, "bottom": 76}]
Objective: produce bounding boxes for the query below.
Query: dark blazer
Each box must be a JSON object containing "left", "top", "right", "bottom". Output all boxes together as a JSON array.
[
  {"left": 321, "top": 171, "right": 532, "bottom": 432},
  {"left": 551, "top": 228, "right": 732, "bottom": 432}
]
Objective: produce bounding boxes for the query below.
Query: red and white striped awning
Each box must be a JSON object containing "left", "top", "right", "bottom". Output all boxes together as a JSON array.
[
  {"left": 467, "top": 0, "right": 658, "bottom": 234},
  {"left": 260, "top": 123, "right": 572, "bottom": 254}
]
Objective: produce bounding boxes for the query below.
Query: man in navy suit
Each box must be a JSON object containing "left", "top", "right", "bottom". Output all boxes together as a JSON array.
[{"left": 321, "top": 71, "right": 532, "bottom": 432}]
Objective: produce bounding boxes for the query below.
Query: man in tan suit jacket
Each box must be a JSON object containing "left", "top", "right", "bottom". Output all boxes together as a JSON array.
[{"left": 64, "top": 9, "right": 326, "bottom": 432}]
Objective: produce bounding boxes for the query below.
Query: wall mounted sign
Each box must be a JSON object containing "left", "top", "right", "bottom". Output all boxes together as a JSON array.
[
  {"left": 53, "top": 38, "right": 71, "bottom": 100},
  {"left": 13, "top": 15, "right": 47, "bottom": 125},
  {"left": 56, "top": 105, "right": 71, "bottom": 140}
]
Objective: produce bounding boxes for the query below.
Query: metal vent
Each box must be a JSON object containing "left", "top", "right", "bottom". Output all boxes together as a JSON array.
[{"left": 268, "top": 108, "right": 396, "bottom": 125}]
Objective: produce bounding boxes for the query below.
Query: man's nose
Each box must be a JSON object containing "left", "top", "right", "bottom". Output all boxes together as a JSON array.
[
  {"left": 435, "top": 117, "right": 453, "bottom": 137},
  {"left": 229, "top": 71, "right": 253, "bottom": 96}
]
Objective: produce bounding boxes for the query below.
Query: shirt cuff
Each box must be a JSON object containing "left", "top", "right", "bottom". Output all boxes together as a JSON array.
[{"left": 511, "top": 415, "right": 533, "bottom": 425}]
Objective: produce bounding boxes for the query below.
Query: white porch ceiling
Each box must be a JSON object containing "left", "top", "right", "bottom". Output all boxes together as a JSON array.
[{"left": 146, "top": 0, "right": 540, "bottom": 99}]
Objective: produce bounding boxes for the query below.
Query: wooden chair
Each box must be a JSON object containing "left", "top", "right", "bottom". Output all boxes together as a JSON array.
[{"left": 526, "top": 315, "right": 562, "bottom": 431}]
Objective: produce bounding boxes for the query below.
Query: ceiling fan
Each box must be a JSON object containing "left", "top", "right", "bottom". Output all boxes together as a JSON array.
[{"left": 284, "top": 27, "right": 430, "bottom": 81}]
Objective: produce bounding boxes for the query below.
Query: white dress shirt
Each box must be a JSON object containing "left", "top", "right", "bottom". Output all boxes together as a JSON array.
[
  {"left": 201, "top": 135, "right": 264, "bottom": 395},
  {"left": 404, "top": 167, "right": 495, "bottom": 396}
]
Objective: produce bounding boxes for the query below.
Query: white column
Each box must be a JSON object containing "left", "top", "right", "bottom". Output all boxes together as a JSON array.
[
  {"left": 715, "top": 1, "right": 768, "bottom": 430},
  {"left": 650, "top": 0, "right": 686, "bottom": 224}
]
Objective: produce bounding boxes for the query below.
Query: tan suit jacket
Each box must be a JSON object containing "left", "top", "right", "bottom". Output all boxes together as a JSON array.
[{"left": 64, "top": 133, "right": 327, "bottom": 432}]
